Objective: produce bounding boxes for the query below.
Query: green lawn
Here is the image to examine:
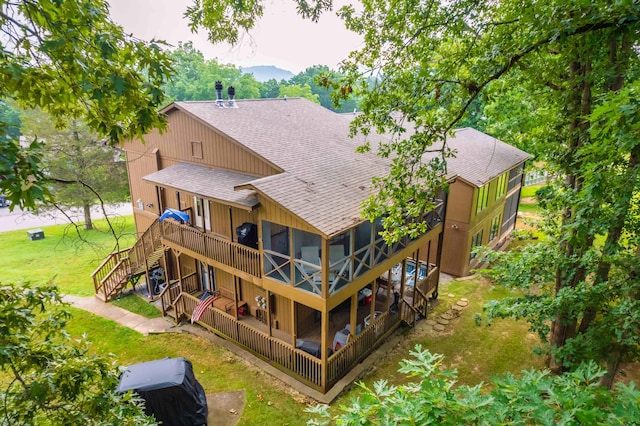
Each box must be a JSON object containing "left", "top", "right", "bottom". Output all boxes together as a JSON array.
[
  {"left": 0, "top": 216, "right": 137, "bottom": 295},
  {"left": 520, "top": 184, "right": 543, "bottom": 199},
  {"left": 65, "top": 308, "right": 313, "bottom": 424}
]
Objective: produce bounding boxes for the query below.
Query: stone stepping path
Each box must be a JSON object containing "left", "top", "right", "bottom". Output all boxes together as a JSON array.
[
  {"left": 437, "top": 317, "right": 450, "bottom": 325},
  {"left": 425, "top": 298, "right": 469, "bottom": 334}
]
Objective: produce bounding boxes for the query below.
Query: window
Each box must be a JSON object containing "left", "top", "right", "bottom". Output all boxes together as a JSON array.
[
  {"left": 191, "top": 141, "right": 203, "bottom": 159},
  {"left": 507, "top": 163, "right": 524, "bottom": 192},
  {"left": 495, "top": 173, "right": 508, "bottom": 199},
  {"left": 490, "top": 214, "right": 501, "bottom": 242},
  {"left": 476, "top": 185, "right": 489, "bottom": 214},
  {"left": 470, "top": 230, "right": 483, "bottom": 261}
]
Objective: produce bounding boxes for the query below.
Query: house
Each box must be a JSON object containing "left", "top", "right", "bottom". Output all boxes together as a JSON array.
[
  {"left": 91, "top": 94, "right": 528, "bottom": 394},
  {"left": 433, "top": 129, "right": 530, "bottom": 276}
]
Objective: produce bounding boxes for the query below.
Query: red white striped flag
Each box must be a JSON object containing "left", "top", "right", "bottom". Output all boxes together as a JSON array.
[{"left": 191, "top": 295, "right": 217, "bottom": 323}]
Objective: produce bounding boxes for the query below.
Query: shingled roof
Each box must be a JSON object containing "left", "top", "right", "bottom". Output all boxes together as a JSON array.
[
  {"left": 159, "top": 99, "right": 529, "bottom": 237},
  {"left": 435, "top": 128, "right": 530, "bottom": 187},
  {"left": 143, "top": 163, "right": 259, "bottom": 210}
]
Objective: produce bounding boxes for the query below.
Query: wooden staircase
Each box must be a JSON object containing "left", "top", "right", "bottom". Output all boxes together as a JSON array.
[{"left": 91, "top": 219, "right": 163, "bottom": 302}]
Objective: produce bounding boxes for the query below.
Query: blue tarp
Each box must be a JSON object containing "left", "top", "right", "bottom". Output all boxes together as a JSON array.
[{"left": 159, "top": 208, "right": 189, "bottom": 224}]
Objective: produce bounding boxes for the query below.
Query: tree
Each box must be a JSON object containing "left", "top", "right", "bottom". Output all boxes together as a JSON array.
[
  {"left": 20, "top": 109, "right": 129, "bottom": 230},
  {"left": 279, "top": 82, "right": 320, "bottom": 103},
  {"left": 308, "top": 346, "right": 640, "bottom": 425},
  {"left": 259, "top": 78, "right": 281, "bottom": 99},
  {"left": 189, "top": 0, "right": 640, "bottom": 380},
  {"left": 0, "top": 0, "right": 173, "bottom": 210},
  {"left": 163, "top": 41, "right": 261, "bottom": 101},
  {"left": 0, "top": 282, "right": 155, "bottom": 425},
  {"left": 289, "top": 65, "right": 361, "bottom": 112}
]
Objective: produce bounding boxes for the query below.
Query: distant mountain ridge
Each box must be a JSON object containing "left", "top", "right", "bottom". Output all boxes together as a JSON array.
[{"left": 241, "top": 65, "right": 294, "bottom": 82}]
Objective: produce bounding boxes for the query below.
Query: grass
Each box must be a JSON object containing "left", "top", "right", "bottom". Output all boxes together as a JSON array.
[
  {"left": 111, "top": 294, "right": 162, "bottom": 318},
  {"left": 518, "top": 202, "right": 543, "bottom": 216},
  {"left": 520, "top": 184, "right": 543, "bottom": 199},
  {"left": 0, "top": 216, "right": 136, "bottom": 295}
]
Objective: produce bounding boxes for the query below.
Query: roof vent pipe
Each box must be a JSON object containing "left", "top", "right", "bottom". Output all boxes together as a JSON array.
[
  {"left": 227, "top": 86, "right": 236, "bottom": 108},
  {"left": 215, "top": 81, "right": 224, "bottom": 107}
]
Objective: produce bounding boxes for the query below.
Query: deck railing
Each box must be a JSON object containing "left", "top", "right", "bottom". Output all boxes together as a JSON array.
[
  {"left": 159, "top": 281, "right": 181, "bottom": 317},
  {"left": 181, "top": 293, "right": 323, "bottom": 388},
  {"left": 129, "top": 220, "right": 162, "bottom": 274},
  {"left": 182, "top": 272, "right": 200, "bottom": 294},
  {"left": 326, "top": 310, "right": 398, "bottom": 389},
  {"left": 161, "top": 221, "right": 261, "bottom": 278},
  {"left": 91, "top": 248, "right": 129, "bottom": 295},
  {"left": 416, "top": 265, "right": 439, "bottom": 297}
]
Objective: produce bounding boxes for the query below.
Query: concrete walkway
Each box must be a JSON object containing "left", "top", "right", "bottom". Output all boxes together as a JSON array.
[{"left": 62, "top": 295, "right": 178, "bottom": 336}]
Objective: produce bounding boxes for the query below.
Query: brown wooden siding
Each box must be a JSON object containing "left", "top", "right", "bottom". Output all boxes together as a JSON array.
[
  {"left": 441, "top": 168, "right": 523, "bottom": 276},
  {"left": 209, "top": 201, "right": 231, "bottom": 238},
  {"left": 446, "top": 180, "right": 474, "bottom": 224},
  {"left": 124, "top": 109, "right": 279, "bottom": 177},
  {"left": 259, "top": 198, "right": 321, "bottom": 235},
  {"left": 230, "top": 207, "right": 258, "bottom": 242}
]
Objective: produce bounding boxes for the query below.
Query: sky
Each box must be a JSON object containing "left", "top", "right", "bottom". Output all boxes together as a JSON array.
[{"left": 107, "top": 0, "right": 363, "bottom": 74}]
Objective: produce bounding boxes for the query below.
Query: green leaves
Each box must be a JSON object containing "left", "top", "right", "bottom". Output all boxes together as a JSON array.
[
  {"left": 0, "top": 283, "right": 155, "bottom": 425},
  {"left": 1, "top": 0, "right": 175, "bottom": 210},
  {"left": 309, "top": 346, "right": 640, "bottom": 425}
]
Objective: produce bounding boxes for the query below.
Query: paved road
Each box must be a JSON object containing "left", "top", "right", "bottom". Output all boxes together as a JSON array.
[{"left": 0, "top": 202, "right": 133, "bottom": 233}]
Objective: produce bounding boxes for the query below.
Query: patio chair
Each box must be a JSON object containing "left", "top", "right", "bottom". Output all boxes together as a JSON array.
[{"left": 300, "top": 246, "right": 320, "bottom": 280}]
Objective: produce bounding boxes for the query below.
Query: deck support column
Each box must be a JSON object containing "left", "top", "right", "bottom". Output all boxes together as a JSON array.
[
  {"left": 350, "top": 293, "right": 358, "bottom": 338},
  {"left": 321, "top": 307, "right": 329, "bottom": 392},
  {"left": 291, "top": 301, "right": 297, "bottom": 348},
  {"left": 266, "top": 290, "right": 273, "bottom": 338},
  {"left": 175, "top": 250, "right": 183, "bottom": 292},
  {"left": 400, "top": 258, "right": 407, "bottom": 310}
]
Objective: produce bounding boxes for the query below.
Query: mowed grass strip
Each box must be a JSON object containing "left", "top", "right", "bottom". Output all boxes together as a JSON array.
[{"left": 0, "top": 216, "right": 137, "bottom": 295}]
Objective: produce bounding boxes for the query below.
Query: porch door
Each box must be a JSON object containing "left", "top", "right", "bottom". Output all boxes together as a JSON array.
[
  {"left": 199, "top": 261, "right": 216, "bottom": 293},
  {"left": 193, "top": 196, "right": 211, "bottom": 232}
]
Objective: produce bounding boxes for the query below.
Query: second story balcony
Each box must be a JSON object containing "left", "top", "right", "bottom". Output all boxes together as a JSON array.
[{"left": 160, "top": 220, "right": 261, "bottom": 282}]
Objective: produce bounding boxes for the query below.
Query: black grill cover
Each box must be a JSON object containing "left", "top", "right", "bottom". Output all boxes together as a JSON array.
[
  {"left": 236, "top": 222, "right": 258, "bottom": 249},
  {"left": 117, "top": 358, "right": 208, "bottom": 425}
]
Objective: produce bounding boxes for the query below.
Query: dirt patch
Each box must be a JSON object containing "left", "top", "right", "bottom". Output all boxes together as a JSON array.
[
  {"left": 615, "top": 362, "right": 640, "bottom": 386},
  {"left": 207, "top": 389, "right": 246, "bottom": 426}
]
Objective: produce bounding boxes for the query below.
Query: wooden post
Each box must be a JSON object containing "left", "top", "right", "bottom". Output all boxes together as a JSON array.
[
  {"left": 400, "top": 258, "right": 407, "bottom": 309},
  {"left": 350, "top": 293, "right": 358, "bottom": 337},
  {"left": 291, "top": 300, "right": 297, "bottom": 348},
  {"left": 322, "top": 238, "right": 330, "bottom": 299},
  {"left": 266, "top": 290, "right": 273, "bottom": 338},
  {"left": 176, "top": 250, "right": 183, "bottom": 291},
  {"left": 321, "top": 307, "right": 329, "bottom": 392},
  {"left": 233, "top": 276, "right": 239, "bottom": 320}
]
